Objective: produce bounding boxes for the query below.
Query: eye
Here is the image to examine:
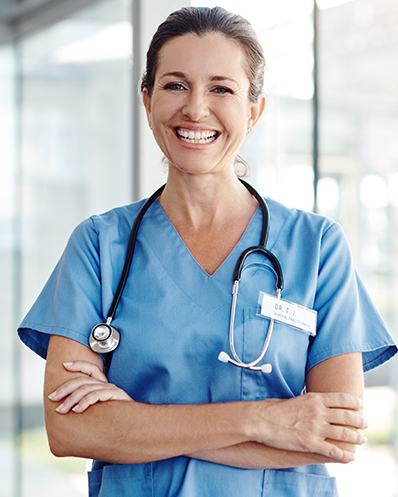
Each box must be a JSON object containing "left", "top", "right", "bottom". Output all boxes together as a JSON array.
[
  {"left": 212, "top": 86, "right": 233, "bottom": 95},
  {"left": 164, "top": 82, "right": 186, "bottom": 91}
]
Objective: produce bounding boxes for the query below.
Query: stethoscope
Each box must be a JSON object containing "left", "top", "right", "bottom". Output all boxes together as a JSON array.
[{"left": 89, "top": 180, "right": 284, "bottom": 374}]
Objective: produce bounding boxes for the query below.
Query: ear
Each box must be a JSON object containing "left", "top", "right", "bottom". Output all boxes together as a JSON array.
[
  {"left": 247, "top": 93, "right": 266, "bottom": 132},
  {"left": 142, "top": 88, "right": 152, "bottom": 128}
]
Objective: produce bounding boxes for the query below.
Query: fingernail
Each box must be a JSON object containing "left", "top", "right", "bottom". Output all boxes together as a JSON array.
[
  {"left": 55, "top": 403, "right": 64, "bottom": 412},
  {"left": 348, "top": 453, "right": 355, "bottom": 461},
  {"left": 48, "top": 391, "right": 57, "bottom": 400},
  {"left": 63, "top": 362, "right": 73, "bottom": 367},
  {"left": 362, "top": 435, "right": 368, "bottom": 444},
  {"left": 72, "top": 405, "right": 79, "bottom": 412}
]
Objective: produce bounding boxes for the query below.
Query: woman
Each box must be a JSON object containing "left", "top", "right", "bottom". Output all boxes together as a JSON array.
[{"left": 18, "top": 6, "right": 397, "bottom": 496}]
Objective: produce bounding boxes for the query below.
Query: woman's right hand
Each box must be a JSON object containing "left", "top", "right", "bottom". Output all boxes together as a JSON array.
[
  {"left": 48, "top": 360, "right": 132, "bottom": 414},
  {"left": 250, "top": 392, "right": 367, "bottom": 462}
]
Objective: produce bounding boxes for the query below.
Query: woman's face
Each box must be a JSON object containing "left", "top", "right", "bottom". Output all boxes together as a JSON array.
[{"left": 143, "top": 33, "right": 265, "bottom": 178}]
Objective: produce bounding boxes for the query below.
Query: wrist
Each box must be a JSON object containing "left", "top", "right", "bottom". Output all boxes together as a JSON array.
[{"left": 236, "top": 400, "right": 264, "bottom": 443}]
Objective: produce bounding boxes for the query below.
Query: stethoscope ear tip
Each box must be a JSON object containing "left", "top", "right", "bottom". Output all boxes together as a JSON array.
[
  {"left": 261, "top": 363, "right": 272, "bottom": 374},
  {"left": 218, "top": 351, "right": 272, "bottom": 373},
  {"left": 218, "top": 351, "right": 231, "bottom": 363}
]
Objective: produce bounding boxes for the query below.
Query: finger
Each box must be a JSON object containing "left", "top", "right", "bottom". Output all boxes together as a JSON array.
[
  {"left": 322, "top": 425, "right": 367, "bottom": 446},
  {"left": 57, "top": 384, "right": 132, "bottom": 414},
  {"left": 71, "top": 389, "right": 118, "bottom": 413},
  {"left": 321, "top": 392, "right": 364, "bottom": 412},
  {"left": 63, "top": 361, "right": 107, "bottom": 381},
  {"left": 55, "top": 383, "right": 111, "bottom": 414},
  {"left": 292, "top": 427, "right": 358, "bottom": 462},
  {"left": 48, "top": 376, "right": 106, "bottom": 402},
  {"left": 313, "top": 439, "right": 356, "bottom": 463},
  {"left": 326, "top": 407, "right": 368, "bottom": 430}
]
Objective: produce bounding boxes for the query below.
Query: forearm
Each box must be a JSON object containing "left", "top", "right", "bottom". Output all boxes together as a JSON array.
[
  {"left": 45, "top": 392, "right": 362, "bottom": 466},
  {"left": 188, "top": 440, "right": 354, "bottom": 470},
  {"left": 45, "top": 396, "right": 251, "bottom": 464}
]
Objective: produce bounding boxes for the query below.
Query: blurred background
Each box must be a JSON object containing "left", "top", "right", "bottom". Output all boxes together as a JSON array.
[{"left": 0, "top": 0, "right": 397, "bottom": 495}]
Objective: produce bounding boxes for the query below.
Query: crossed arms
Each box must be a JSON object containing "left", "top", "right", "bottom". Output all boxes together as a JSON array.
[{"left": 44, "top": 335, "right": 367, "bottom": 469}]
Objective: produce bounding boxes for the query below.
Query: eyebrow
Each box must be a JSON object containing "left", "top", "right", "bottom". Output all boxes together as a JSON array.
[
  {"left": 159, "top": 72, "right": 239, "bottom": 85},
  {"left": 210, "top": 75, "right": 239, "bottom": 85},
  {"left": 160, "top": 71, "right": 186, "bottom": 79}
]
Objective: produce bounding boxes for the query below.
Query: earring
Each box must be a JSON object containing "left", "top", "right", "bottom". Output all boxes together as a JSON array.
[{"left": 247, "top": 127, "right": 252, "bottom": 134}]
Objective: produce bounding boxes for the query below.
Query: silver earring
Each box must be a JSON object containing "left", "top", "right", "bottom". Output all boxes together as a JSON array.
[{"left": 247, "top": 127, "right": 252, "bottom": 134}]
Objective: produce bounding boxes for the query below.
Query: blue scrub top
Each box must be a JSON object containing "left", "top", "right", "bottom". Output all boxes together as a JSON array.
[{"left": 18, "top": 196, "right": 397, "bottom": 497}]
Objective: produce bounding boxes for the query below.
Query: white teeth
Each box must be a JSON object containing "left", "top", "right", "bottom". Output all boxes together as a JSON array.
[{"left": 176, "top": 128, "right": 217, "bottom": 144}]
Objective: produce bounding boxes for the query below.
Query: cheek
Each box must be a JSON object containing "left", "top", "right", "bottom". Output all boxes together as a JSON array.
[
  {"left": 152, "top": 98, "right": 180, "bottom": 126},
  {"left": 220, "top": 100, "right": 252, "bottom": 125}
]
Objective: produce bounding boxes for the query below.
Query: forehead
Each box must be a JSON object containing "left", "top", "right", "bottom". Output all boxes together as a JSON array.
[{"left": 156, "top": 33, "right": 248, "bottom": 82}]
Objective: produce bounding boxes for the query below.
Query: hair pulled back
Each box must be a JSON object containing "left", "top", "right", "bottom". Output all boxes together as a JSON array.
[{"left": 140, "top": 6, "right": 265, "bottom": 103}]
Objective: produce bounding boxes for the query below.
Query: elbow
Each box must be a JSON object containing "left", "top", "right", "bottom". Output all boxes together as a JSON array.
[
  {"left": 46, "top": 417, "right": 76, "bottom": 458},
  {"left": 45, "top": 407, "right": 98, "bottom": 459},
  {"left": 47, "top": 428, "right": 71, "bottom": 458},
  {"left": 48, "top": 436, "right": 69, "bottom": 458},
  {"left": 45, "top": 408, "right": 79, "bottom": 458}
]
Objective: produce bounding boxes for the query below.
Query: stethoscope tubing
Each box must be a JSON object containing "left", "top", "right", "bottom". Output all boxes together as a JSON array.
[
  {"left": 222, "top": 183, "right": 284, "bottom": 372},
  {"left": 228, "top": 283, "right": 281, "bottom": 369},
  {"left": 106, "top": 184, "right": 166, "bottom": 323},
  {"left": 233, "top": 247, "right": 284, "bottom": 289},
  {"left": 90, "top": 179, "right": 284, "bottom": 373}
]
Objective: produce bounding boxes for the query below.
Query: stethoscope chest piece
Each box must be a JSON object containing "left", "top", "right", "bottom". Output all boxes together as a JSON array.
[
  {"left": 89, "top": 320, "right": 120, "bottom": 353},
  {"left": 88, "top": 184, "right": 166, "bottom": 355}
]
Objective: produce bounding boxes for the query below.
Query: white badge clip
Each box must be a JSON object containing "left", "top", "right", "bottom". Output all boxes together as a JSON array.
[{"left": 258, "top": 292, "right": 317, "bottom": 336}]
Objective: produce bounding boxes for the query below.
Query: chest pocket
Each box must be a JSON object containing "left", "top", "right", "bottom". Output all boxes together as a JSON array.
[{"left": 240, "top": 307, "right": 309, "bottom": 401}]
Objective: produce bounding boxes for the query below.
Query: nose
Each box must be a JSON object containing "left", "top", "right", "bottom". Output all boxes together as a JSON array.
[{"left": 182, "top": 89, "right": 210, "bottom": 121}]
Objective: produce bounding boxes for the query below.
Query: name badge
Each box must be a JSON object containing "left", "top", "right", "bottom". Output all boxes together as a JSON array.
[{"left": 257, "top": 292, "right": 317, "bottom": 336}]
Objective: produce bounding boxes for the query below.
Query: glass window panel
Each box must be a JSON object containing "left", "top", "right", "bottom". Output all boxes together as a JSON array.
[
  {"left": 6, "top": 0, "right": 133, "bottom": 495},
  {"left": 0, "top": 42, "right": 16, "bottom": 497},
  {"left": 318, "top": 0, "right": 398, "bottom": 494},
  {"left": 317, "top": 0, "right": 398, "bottom": 342}
]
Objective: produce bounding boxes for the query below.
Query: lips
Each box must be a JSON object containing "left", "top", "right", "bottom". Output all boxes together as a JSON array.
[{"left": 175, "top": 128, "right": 218, "bottom": 144}]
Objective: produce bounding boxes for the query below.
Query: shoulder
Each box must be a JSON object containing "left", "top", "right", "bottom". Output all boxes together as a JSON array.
[
  {"left": 266, "top": 196, "right": 334, "bottom": 229},
  {"left": 90, "top": 200, "right": 146, "bottom": 234},
  {"left": 70, "top": 200, "right": 147, "bottom": 245},
  {"left": 264, "top": 196, "right": 341, "bottom": 248}
]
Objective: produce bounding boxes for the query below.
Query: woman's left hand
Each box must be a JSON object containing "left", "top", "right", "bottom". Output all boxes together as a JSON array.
[{"left": 47, "top": 360, "right": 132, "bottom": 414}]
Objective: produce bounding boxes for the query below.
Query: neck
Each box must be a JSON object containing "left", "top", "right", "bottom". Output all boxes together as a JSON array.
[{"left": 159, "top": 169, "right": 258, "bottom": 231}]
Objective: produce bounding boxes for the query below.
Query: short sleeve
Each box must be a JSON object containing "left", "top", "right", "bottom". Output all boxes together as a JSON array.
[
  {"left": 18, "top": 218, "right": 103, "bottom": 359},
  {"left": 307, "top": 222, "right": 397, "bottom": 373}
]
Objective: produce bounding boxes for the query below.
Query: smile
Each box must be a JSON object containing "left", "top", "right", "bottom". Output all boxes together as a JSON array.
[{"left": 175, "top": 128, "right": 218, "bottom": 144}]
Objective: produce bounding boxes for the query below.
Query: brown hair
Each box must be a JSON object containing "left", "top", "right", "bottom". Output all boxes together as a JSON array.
[{"left": 140, "top": 6, "right": 265, "bottom": 103}]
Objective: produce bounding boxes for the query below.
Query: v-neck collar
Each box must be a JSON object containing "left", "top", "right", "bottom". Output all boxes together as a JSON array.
[
  {"left": 137, "top": 197, "right": 290, "bottom": 314},
  {"left": 139, "top": 199, "right": 263, "bottom": 314}
]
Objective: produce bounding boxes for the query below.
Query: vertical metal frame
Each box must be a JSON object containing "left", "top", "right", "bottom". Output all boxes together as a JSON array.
[
  {"left": 312, "top": 0, "right": 319, "bottom": 213},
  {"left": 132, "top": 0, "right": 142, "bottom": 201},
  {"left": 11, "top": 38, "right": 23, "bottom": 497}
]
